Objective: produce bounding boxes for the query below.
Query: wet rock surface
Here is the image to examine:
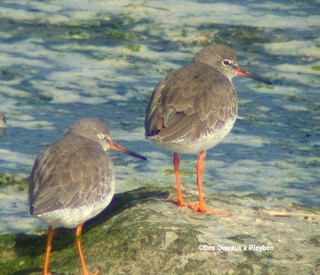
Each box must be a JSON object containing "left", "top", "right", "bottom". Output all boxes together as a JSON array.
[{"left": 1, "top": 185, "right": 319, "bottom": 274}]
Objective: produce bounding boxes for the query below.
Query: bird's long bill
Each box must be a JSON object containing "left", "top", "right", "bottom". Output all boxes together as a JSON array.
[
  {"left": 109, "top": 141, "right": 147, "bottom": 161},
  {"left": 234, "top": 67, "right": 272, "bottom": 85}
]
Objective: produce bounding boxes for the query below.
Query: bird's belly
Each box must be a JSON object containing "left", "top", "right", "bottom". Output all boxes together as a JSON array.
[
  {"left": 150, "top": 118, "right": 236, "bottom": 154},
  {"left": 35, "top": 189, "right": 114, "bottom": 229}
]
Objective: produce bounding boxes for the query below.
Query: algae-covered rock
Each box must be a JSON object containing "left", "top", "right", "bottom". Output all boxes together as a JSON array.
[{"left": 0, "top": 186, "right": 319, "bottom": 274}]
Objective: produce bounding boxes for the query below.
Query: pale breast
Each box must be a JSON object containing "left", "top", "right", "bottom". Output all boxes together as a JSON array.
[
  {"left": 148, "top": 115, "right": 236, "bottom": 154},
  {"left": 35, "top": 188, "right": 114, "bottom": 229}
]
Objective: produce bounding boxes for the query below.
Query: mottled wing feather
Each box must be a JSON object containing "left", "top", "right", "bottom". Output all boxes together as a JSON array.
[
  {"left": 29, "top": 135, "right": 113, "bottom": 215},
  {"left": 145, "top": 62, "right": 238, "bottom": 142}
]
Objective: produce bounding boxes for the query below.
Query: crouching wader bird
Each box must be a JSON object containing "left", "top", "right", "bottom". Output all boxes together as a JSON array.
[
  {"left": 29, "top": 118, "right": 146, "bottom": 274},
  {"left": 145, "top": 44, "right": 272, "bottom": 214}
]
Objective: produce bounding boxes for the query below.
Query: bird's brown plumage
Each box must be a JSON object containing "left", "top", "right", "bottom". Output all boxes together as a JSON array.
[
  {"left": 144, "top": 44, "right": 271, "bottom": 213},
  {"left": 29, "top": 134, "right": 114, "bottom": 215},
  {"left": 145, "top": 46, "right": 238, "bottom": 152},
  {"left": 28, "top": 118, "right": 116, "bottom": 229},
  {"left": 28, "top": 118, "right": 147, "bottom": 274}
]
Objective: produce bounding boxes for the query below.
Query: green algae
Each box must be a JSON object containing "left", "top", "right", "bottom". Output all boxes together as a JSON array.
[
  {"left": 0, "top": 173, "right": 28, "bottom": 188},
  {"left": 126, "top": 44, "right": 141, "bottom": 52},
  {"left": 108, "top": 29, "right": 134, "bottom": 40},
  {"left": 66, "top": 29, "right": 90, "bottom": 39},
  {"left": 213, "top": 26, "right": 270, "bottom": 46}
]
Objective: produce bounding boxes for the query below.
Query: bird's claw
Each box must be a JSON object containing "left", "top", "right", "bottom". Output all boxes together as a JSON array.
[{"left": 187, "top": 203, "right": 230, "bottom": 216}]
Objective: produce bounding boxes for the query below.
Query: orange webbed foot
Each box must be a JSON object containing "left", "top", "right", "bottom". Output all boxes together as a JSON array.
[
  {"left": 166, "top": 199, "right": 230, "bottom": 216},
  {"left": 187, "top": 204, "right": 231, "bottom": 216}
]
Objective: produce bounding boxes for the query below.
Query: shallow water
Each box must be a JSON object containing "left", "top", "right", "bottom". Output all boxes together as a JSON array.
[{"left": 0, "top": 0, "right": 319, "bottom": 233}]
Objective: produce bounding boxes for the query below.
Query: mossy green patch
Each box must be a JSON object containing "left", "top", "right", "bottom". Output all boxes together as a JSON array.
[
  {"left": 108, "top": 29, "right": 135, "bottom": 41},
  {"left": 66, "top": 29, "right": 90, "bottom": 39},
  {"left": 213, "top": 26, "right": 270, "bottom": 46},
  {"left": 126, "top": 44, "right": 141, "bottom": 52},
  {"left": 311, "top": 66, "right": 320, "bottom": 71},
  {"left": 0, "top": 173, "right": 28, "bottom": 188}
]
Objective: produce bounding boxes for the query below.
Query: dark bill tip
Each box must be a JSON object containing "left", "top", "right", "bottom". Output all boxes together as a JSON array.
[
  {"left": 234, "top": 67, "right": 272, "bottom": 85},
  {"left": 109, "top": 141, "right": 147, "bottom": 161}
]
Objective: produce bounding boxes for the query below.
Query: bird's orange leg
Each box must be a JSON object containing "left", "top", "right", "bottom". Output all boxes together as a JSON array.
[
  {"left": 173, "top": 152, "right": 187, "bottom": 207},
  {"left": 195, "top": 150, "right": 207, "bottom": 211},
  {"left": 75, "top": 224, "right": 99, "bottom": 275},
  {"left": 189, "top": 151, "right": 230, "bottom": 216},
  {"left": 43, "top": 226, "right": 54, "bottom": 275},
  {"left": 167, "top": 152, "right": 188, "bottom": 207}
]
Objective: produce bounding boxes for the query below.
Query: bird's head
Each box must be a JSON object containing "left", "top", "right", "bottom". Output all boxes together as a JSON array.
[
  {"left": 67, "top": 118, "right": 147, "bottom": 161},
  {"left": 193, "top": 44, "right": 272, "bottom": 84}
]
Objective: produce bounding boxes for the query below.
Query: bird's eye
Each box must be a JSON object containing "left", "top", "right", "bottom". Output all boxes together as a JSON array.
[
  {"left": 97, "top": 133, "right": 105, "bottom": 140},
  {"left": 97, "top": 133, "right": 109, "bottom": 142},
  {"left": 222, "top": 59, "right": 231, "bottom": 66}
]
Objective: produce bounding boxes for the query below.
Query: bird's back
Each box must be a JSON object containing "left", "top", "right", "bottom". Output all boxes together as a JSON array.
[
  {"left": 29, "top": 134, "right": 115, "bottom": 227},
  {"left": 145, "top": 61, "right": 238, "bottom": 153}
]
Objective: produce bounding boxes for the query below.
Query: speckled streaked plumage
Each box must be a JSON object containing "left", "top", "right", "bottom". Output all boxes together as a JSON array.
[
  {"left": 145, "top": 44, "right": 272, "bottom": 213},
  {"left": 29, "top": 118, "right": 146, "bottom": 275}
]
